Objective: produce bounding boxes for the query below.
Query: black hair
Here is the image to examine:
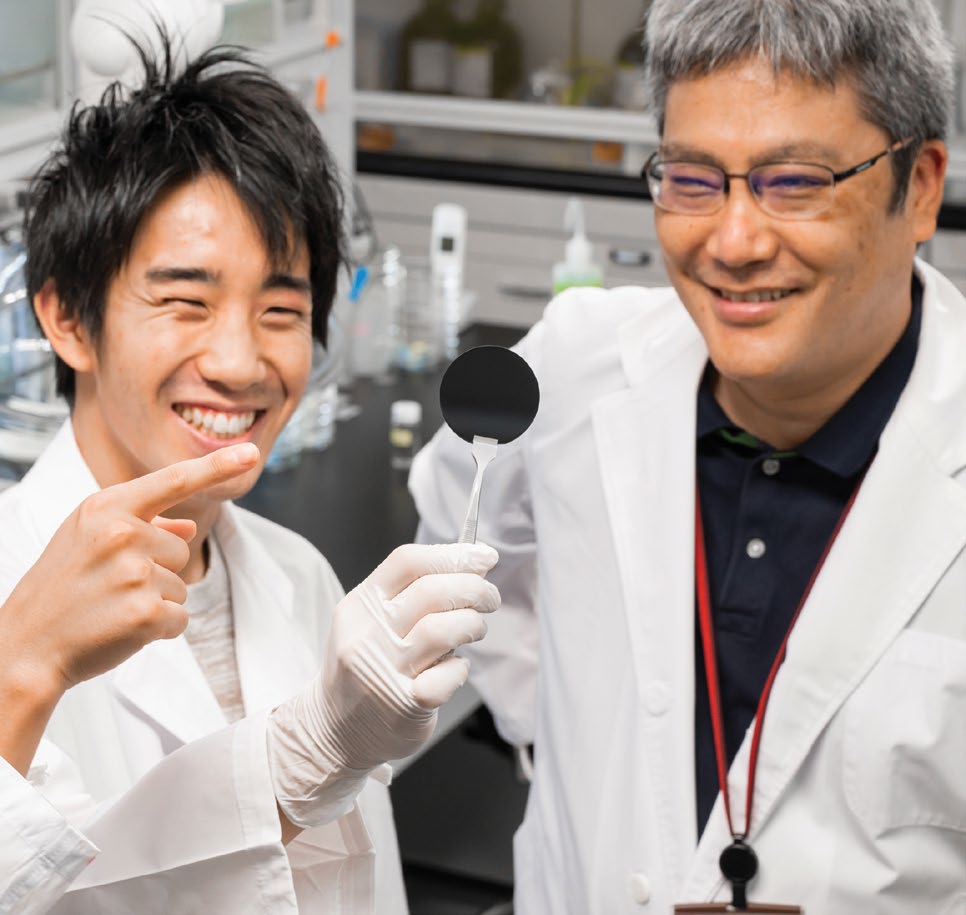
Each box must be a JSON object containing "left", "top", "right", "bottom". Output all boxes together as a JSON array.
[{"left": 25, "top": 35, "right": 347, "bottom": 402}]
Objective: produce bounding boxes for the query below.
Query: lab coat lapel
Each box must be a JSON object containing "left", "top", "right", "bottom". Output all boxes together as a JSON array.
[
  {"left": 760, "top": 424, "right": 966, "bottom": 805},
  {"left": 216, "top": 505, "right": 319, "bottom": 714},
  {"left": 592, "top": 301, "right": 708, "bottom": 887},
  {"left": 18, "top": 419, "right": 99, "bottom": 548},
  {"left": 110, "top": 635, "right": 227, "bottom": 744}
]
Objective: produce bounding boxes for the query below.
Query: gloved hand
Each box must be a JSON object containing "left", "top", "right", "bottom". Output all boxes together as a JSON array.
[{"left": 267, "top": 542, "right": 499, "bottom": 827}]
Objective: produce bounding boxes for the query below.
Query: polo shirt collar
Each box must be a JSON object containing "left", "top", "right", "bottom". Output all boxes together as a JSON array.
[{"left": 697, "top": 275, "right": 923, "bottom": 478}]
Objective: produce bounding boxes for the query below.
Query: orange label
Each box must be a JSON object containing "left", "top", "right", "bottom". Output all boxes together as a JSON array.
[{"left": 314, "top": 76, "right": 328, "bottom": 111}]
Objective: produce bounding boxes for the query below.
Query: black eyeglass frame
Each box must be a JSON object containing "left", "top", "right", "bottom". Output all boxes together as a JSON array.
[{"left": 642, "top": 137, "right": 917, "bottom": 218}]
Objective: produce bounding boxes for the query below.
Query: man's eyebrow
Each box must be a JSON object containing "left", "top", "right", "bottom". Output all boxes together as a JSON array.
[
  {"left": 145, "top": 267, "right": 219, "bottom": 284},
  {"left": 264, "top": 272, "right": 311, "bottom": 294},
  {"left": 143, "top": 267, "right": 310, "bottom": 293},
  {"left": 757, "top": 141, "right": 843, "bottom": 162},
  {"left": 659, "top": 141, "right": 843, "bottom": 165},
  {"left": 659, "top": 144, "right": 721, "bottom": 165}
]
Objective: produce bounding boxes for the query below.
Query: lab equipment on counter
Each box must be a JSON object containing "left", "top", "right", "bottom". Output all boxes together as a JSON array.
[
  {"left": 265, "top": 325, "right": 342, "bottom": 472},
  {"left": 298, "top": 338, "right": 341, "bottom": 452},
  {"left": 430, "top": 202, "right": 467, "bottom": 362},
  {"left": 552, "top": 196, "right": 603, "bottom": 295},
  {"left": 394, "top": 253, "right": 436, "bottom": 372},
  {"left": 0, "top": 244, "right": 66, "bottom": 486},
  {"left": 346, "top": 252, "right": 403, "bottom": 382},
  {"left": 389, "top": 399, "right": 422, "bottom": 470},
  {"left": 438, "top": 345, "right": 539, "bottom": 544},
  {"left": 396, "top": 208, "right": 475, "bottom": 373}
]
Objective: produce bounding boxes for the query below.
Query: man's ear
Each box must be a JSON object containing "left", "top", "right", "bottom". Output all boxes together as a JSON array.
[
  {"left": 908, "top": 139, "right": 947, "bottom": 245},
  {"left": 32, "top": 279, "right": 96, "bottom": 374}
]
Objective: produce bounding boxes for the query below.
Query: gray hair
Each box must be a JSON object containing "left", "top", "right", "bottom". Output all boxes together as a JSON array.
[{"left": 644, "top": 0, "right": 955, "bottom": 209}]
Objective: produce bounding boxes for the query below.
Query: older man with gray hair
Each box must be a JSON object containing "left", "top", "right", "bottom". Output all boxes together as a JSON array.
[{"left": 411, "top": 0, "right": 963, "bottom": 912}]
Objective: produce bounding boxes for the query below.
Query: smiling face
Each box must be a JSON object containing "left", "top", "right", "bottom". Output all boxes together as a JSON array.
[
  {"left": 656, "top": 57, "right": 945, "bottom": 444},
  {"left": 58, "top": 173, "right": 314, "bottom": 510}
]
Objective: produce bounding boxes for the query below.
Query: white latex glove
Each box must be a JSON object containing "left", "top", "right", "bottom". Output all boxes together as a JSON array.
[{"left": 267, "top": 542, "right": 499, "bottom": 827}]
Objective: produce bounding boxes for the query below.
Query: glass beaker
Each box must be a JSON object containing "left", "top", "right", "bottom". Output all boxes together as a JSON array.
[
  {"left": 395, "top": 254, "right": 441, "bottom": 372},
  {"left": 348, "top": 250, "right": 403, "bottom": 383},
  {"left": 298, "top": 339, "right": 341, "bottom": 452},
  {"left": 265, "top": 319, "right": 343, "bottom": 472}
]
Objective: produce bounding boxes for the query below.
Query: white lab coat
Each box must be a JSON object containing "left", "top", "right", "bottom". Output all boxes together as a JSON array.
[
  {"left": 0, "top": 422, "right": 408, "bottom": 914},
  {"left": 411, "top": 258, "right": 966, "bottom": 914},
  {"left": 0, "top": 749, "right": 95, "bottom": 914}
]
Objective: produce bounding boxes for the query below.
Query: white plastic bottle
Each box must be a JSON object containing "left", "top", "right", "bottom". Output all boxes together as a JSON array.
[
  {"left": 552, "top": 196, "right": 604, "bottom": 295},
  {"left": 389, "top": 399, "right": 422, "bottom": 470},
  {"left": 430, "top": 203, "right": 468, "bottom": 362}
]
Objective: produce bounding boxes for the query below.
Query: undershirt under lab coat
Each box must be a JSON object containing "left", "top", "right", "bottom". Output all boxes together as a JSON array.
[
  {"left": 0, "top": 422, "right": 408, "bottom": 914},
  {"left": 411, "top": 258, "right": 966, "bottom": 914}
]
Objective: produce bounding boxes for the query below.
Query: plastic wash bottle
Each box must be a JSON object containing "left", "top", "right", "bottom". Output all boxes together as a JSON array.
[{"left": 552, "top": 196, "right": 603, "bottom": 295}]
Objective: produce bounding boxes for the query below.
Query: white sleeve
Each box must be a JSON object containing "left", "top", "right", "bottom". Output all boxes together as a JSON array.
[
  {"left": 408, "top": 327, "right": 545, "bottom": 748},
  {"left": 0, "top": 749, "right": 96, "bottom": 915},
  {"left": 46, "top": 711, "right": 298, "bottom": 914}
]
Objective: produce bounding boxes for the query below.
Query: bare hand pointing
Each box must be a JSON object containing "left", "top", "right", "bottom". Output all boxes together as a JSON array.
[{"left": 0, "top": 443, "right": 258, "bottom": 773}]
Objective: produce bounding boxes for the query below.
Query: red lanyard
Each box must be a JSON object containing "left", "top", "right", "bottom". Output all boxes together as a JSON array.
[{"left": 694, "top": 475, "right": 864, "bottom": 842}]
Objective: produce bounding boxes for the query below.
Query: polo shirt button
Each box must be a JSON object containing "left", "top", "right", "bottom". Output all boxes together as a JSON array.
[
  {"left": 627, "top": 872, "right": 652, "bottom": 904},
  {"left": 762, "top": 457, "right": 781, "bottom": 476},
  {"left": 746, "top": 538, "right": 766, "bottom": 559},
  {"left": 643, "top": 681, "right": 672, "bottom": 715}
]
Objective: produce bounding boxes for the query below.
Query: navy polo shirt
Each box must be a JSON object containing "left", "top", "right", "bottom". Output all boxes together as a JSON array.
[{"left": 693, "top": 277, "right": 923, "bottom": 836}]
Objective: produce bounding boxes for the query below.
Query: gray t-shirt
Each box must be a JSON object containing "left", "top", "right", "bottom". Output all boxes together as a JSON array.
[{"left": 183, "top": 535, "right": 245, "bottom": 723}]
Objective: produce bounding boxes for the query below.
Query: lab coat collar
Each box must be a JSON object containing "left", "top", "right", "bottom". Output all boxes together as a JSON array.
[
  {"left": 20, "top": 423, "right": 318, "bottom": 745},
  {"left": 18, "top": 418, "right": 99, "bottom": 546},
  {"left": 215, "top": 504, "right": 319, "bottom": 714}
]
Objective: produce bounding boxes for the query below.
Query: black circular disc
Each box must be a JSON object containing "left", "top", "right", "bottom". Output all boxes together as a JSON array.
[
  {"left": 439, "top": 346, "right": 540, "bottom": 444},
  {"left": 719, "top": 839, "right": 758, "bottom": 883}
]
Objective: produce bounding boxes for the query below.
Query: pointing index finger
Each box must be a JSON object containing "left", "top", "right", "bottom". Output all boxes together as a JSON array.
[{"left": 120, "top": 443, "right": 260, "bottom": 519}]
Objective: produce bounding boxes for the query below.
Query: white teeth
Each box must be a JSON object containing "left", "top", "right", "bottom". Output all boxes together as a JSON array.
[
  {"left": 175, "top": 406, "right": 257, "bottom": 439},
  {"left": 719, "top": 288, "right": 794, "bottom": 303}
]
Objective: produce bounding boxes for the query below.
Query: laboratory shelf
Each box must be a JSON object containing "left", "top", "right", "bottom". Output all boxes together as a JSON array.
[{"left": 356, "top": 89, "right": 659, "bottom": 145}]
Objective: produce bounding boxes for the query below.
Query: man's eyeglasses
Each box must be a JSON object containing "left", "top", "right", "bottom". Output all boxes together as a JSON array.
[{"left": 642, "top": 138, "right": 915, "bottom": 220}]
